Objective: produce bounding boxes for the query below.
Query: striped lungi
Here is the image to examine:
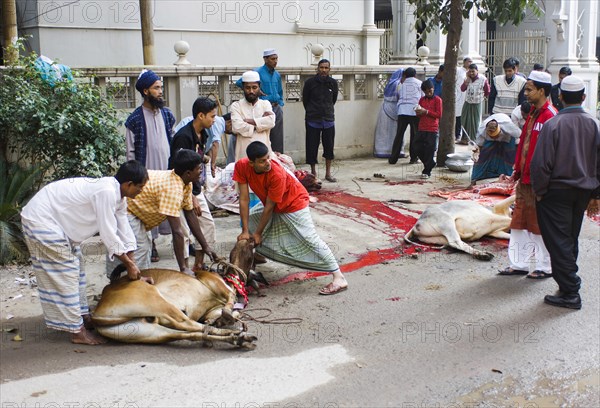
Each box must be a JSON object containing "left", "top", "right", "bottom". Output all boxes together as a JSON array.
[
  {"left": 249, "top": 204, "right": 339, "bottom": 272},
  {"left": 21, "top": 218, "right": 87, "bottom": 332}
]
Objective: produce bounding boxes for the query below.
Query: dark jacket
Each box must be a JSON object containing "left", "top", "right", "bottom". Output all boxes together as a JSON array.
[
  {"left": 169, "top": 121, "right": 208, "bottom": 195},
  {"left": 531, "top": 106, "right": 600, "bottom": 198},
  {"left": 302, "top": 75, "right": 338, "bottom": 122},
  {"left": 550, "top": 84, "right": 564, "bottom": 111}
]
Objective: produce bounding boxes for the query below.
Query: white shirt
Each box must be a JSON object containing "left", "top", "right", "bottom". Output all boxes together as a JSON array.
[
  {"left": 511, "top": 104, "right": 527, "bottom": 129},
  {"left": 21, "top": 177, "right": 136, "bottom": 259},
  {"left": 230, "top": 98, "right": 275, "bottom": 161},
  {"left": 396, "top": 77, "right": 423, "bottom": 116},
  {"left": 455, "top": 66, "right": 468, "bottom": 116}
]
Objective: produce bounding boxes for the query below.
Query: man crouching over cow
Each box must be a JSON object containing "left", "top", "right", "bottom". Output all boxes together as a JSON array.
[
  {"left": 21, "top": 160, "right": 150, "bottom": 345},
  {"left": 107, "top": 149, "right": 218, "bottom": 277},
  {"left": 233, "top": 141, "right": 348, "bottom": 295}
]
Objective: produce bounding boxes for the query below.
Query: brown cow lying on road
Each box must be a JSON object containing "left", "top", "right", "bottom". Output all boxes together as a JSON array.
[
  {"left": 92, "top": 266, "right": 257, "bottom": 348},
  {"left": 404, "top": 195, "right": 515, "bottom": 260}
]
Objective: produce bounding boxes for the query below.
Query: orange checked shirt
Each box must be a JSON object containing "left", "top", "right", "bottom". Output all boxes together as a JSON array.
[{"left": 127, "top": 170, "right": 193, "bottom": 230}]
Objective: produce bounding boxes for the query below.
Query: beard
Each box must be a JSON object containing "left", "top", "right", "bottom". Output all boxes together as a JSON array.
[
  {"left": 244, "top": 92, "right": 258, "bottom": 104},
  {"left": 147, "top": 94, "right": 165, "bottom": 109}
]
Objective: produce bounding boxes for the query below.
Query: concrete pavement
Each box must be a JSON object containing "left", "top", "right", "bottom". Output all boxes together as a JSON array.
[{"left": 1, "top": 153, "right": 599, "bottom": 407}]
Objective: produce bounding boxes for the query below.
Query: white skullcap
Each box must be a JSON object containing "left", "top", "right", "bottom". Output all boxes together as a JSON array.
[
  {"left": 241, "top": 71, "right": 260, "bottom": 83},
  {"left": 263, "top": 48, "right": 277, "bottom": 57},
  {"left": 560, "top": 75, "right": 585, "bottom": 92},
  {"left": 528, "top": 71, "right": 552, "bottom": 85}
]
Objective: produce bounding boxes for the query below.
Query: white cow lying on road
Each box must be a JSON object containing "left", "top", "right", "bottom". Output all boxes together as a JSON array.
[{"left": 404, "top": 195, "right": 515, "bottom": 260}]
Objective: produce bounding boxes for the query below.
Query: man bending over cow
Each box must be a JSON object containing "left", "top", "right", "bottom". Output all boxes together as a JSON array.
[
  {"left": 108, "top": 149, "right": 218, "bottom": 277},
  {"left": 233, "top": 141, "right": 348, "bottom": 295},
  {"left": 21, "top": 160, "right": 149, "bottom": 345}
]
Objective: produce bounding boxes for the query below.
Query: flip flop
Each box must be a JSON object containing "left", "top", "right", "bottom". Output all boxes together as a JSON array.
[
  {"left": 498, "top": 267, "right": 529, "bottom": 276},
  {"left": 526, "top": 270, "right": 553, "bottom": 279},
  {"left": 319, "top": 282, "right": 348, "bottom": 295},
  {"left": 325, "top": 176, "right": 338, "bottom": 183},
  {"left": 151, "top": 246, "right": 160, "bottom": 263}
]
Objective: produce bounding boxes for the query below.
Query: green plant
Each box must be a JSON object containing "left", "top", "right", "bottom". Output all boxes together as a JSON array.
[
  {"left": 0, "top": 157, "right": 43, "bottom": 265},
  {"left": 0, "top": 40, "right": 125, "bottom": 180}
]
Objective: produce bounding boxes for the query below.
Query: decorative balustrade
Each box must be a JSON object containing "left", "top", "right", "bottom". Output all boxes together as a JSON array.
[{"left": 77, "top": 65, "right": 437, "bottom": 162}]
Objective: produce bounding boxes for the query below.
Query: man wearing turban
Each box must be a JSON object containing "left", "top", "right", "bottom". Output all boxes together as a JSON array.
[{"left": 124, "top": 69, "right": 177, "bottom": 262}]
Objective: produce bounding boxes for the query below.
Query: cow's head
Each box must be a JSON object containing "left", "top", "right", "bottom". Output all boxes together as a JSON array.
[
  {"left": 294, "top": 170, "right": 322, "bottom": 192},
  {"left": 229, "top": 239, "right": 255, "bottom": 278}
]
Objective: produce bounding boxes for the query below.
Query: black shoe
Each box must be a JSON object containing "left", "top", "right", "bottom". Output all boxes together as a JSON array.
[
  {"left": 544, "top": 293, "right": 582, "bottom": 310},
  {"left": 388, "top": 158, "right": 398, "bottom": 165},
  {"left": 409, "top": 159, "right": 418, "bottom": 164}
]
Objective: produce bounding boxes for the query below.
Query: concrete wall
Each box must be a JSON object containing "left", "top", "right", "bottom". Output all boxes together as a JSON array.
[
  {"left": 278, "top": 99, "right": 380, "bottom": 163},
  {"left": 16, "top": 0, "right": 369, "bottom": 67}
]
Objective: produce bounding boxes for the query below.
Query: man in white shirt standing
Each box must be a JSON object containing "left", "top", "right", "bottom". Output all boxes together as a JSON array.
[
  {"left": 389, "top": 67, "right": 423, "bottom": 165},
  {"left": 21, "top": 161, "right": 150, "bottom": 345},
  {"left": 230, "top": 71, "right": 276, "bottom": 162},
  {"left": 455, "top": 56, "right": 472, "bottom": 142}
]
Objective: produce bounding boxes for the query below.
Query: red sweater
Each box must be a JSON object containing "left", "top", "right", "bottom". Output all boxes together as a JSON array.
[{"left": 417, "top": 95, "right": 443, "bottom": 132}]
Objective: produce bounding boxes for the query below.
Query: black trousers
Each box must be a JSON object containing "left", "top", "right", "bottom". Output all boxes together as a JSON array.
[
  {"left": 455, "top": 116, "right": 462, "bottom": 139},
  {"left": 414, "top": 131, "right": 438, "bottom": 176},
  {"left": 536, "top": 188, "right": 592, "bottom": 294},
  {"left": 305, "top": 123, "right": 335, "bottom": 164},
  {"left": 390, "top": 115, "right": 419, "bottom": 163},
  {"left": 270, "top": 104, "right": 284, "bottom": 153}
]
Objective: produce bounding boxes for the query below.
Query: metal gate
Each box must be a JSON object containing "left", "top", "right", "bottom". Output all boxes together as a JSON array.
[
  {"left": 377, "top": 19, "right": 393, "bottom": 65},
  {"left": 480, "top": 29, "right": 548, "bottom": 76}
]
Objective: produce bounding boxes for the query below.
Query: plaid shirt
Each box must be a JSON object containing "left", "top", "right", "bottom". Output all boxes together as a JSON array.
[{"left": 127, "top": 170, "right": 193, "bottom": 230}]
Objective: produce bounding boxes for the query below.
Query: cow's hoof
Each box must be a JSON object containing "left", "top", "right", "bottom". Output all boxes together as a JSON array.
[
  {"left": 474, "top": 252, "right": 494, "bottom": 261},
  {"left": 236, "top": 333, "right": 258, "bottom": 348}
]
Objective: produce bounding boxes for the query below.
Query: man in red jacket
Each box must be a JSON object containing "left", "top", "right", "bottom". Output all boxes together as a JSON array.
[
  {"left": 414, "top": 80, "right": 442, "bottom": 179},
  {"left": 499, "top": 71, "right": 557, "bottom": 279}
]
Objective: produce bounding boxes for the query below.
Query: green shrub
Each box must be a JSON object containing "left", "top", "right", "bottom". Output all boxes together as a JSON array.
[
  {"left": 0, "top": 40, "right": 125, "bottom": 180},
  {"left": 0, "top": 40, "right": 125, "bottom": 264},
  {"left": 0, "top": 157, "right": 43, "bottom": 265}
]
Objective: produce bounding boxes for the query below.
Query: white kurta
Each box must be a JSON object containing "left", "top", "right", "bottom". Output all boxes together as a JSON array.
[
  {"left": 125, "top": 106, "right": 171, "bottom": 170},
  {"left": 230, "top": 98, "right": 275, "bottom": 161},
  {"left": 21, "top": 177, "right": 136, "bottom": 259}
]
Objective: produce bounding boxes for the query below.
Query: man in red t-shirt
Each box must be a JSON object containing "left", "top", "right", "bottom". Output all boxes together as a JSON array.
[{"left": 233, "top": 141, "right": 348, "bottom": 295}]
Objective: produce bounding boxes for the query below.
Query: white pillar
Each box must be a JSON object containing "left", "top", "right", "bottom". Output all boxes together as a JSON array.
[
  {"left": 424, "top": 26, "right": 447, "bottom": 67},
  {"left": 545, "top": 0, "right": 599, "bottom": 113},
  {"left": 363, "top": 0, "right": 376, "bottom": 28},
  {"left": 389, "top": 0, "right": 417, "bottom": 64},
  {"left": 362, "top": 0, "right": 384, "bottom": 65},
  {"left": 546, "top": 0, "right": 580, "bottom": 69},
  {"left": 460, "top": 8, "right": 484, "bottom": 67}
]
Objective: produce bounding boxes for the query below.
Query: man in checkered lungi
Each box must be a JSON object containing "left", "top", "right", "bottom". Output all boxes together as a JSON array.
[
  {"left": 107, "top": 149, "right": 218, "bottom": 277},
  {"left": 21, "top": 161, "right": 149, "bottom": 345},
  {"left": 233, "top": 141, "right": 348, "bottom": 295}
]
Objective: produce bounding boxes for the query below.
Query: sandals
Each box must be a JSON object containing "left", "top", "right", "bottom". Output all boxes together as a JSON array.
[
  {"left": 526, "top": 270, "right": 553, "bottom": 280},
  {"left": 151, "top": 244, "right": 160, "bottom": 263},
  {"left": 319, "top": 282, "right": 348, "bottom": 295},
  {"left": 498, "top": 267, "right": 528, "bottom": 276},
  {"left": 325, "top": 175, "right": 338, "bottom": 183}
]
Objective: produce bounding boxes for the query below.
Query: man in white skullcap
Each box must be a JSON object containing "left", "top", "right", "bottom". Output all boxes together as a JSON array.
[
  {"left": 499, "top": 70, "right": 557, "bottom": 279},
  {"left": 236, "top": 49, "right": 285, "bottom": 153},
  {"left": 531, "top": 75, "right": 600, "bottom": 309},
  {"left": 230, "top": 71, "right": 276, "bottom": 162}
]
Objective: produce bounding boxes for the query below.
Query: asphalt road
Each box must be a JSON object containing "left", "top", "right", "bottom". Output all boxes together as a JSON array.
[{"left": 1, "top": 156, "right": 599, "bottom": 408}]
